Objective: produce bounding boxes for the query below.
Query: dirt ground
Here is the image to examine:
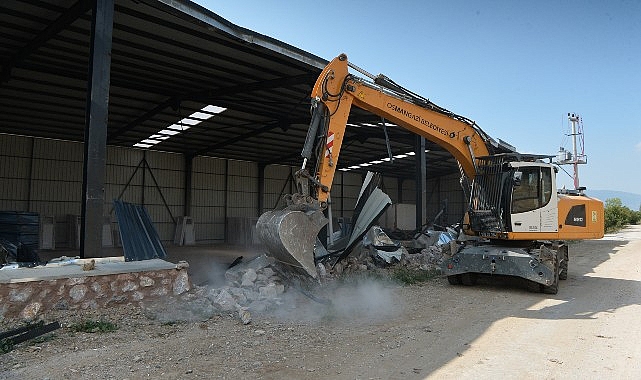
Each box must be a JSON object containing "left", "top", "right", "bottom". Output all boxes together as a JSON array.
[{"left": 2, "top": 225, "right": 641, "bottom": 380}]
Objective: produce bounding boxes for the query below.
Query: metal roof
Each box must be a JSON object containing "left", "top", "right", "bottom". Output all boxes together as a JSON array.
[{"left": 0, "top": 0, "right": 459, "bottom": 179}]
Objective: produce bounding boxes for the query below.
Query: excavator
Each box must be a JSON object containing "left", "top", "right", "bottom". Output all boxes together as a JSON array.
[{"left": 257, "top": 54, "right": 604, "bottom": 294}]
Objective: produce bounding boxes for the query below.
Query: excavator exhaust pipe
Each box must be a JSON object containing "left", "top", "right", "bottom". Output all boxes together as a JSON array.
[{"left": 256, "top": 207, "right": 328, "bottom": 279}]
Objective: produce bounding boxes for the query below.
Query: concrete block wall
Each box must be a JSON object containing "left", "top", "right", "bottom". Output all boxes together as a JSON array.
[{"left": 0, "top": 266, "right": 190, "bottom": 322}]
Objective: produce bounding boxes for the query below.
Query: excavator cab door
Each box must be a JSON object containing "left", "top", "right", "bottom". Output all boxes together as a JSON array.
[{"left": 509, "top": 163, "right": 558, "bottom": 233}]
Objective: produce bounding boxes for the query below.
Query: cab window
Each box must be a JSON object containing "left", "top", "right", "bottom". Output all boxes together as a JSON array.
[{"left": 511, "top": 166, "right": 552, "bottom": 213}]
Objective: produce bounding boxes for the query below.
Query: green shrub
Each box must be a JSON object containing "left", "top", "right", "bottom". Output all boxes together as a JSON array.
[
  {"left": 391, "top": 268, "right": 440, "bottom": 285},
  {"left": 69, "top": 319, "right": 118, "bottom": 333},
  {"left": 604, "top": 198, "right": 641, "bottom": 233}
]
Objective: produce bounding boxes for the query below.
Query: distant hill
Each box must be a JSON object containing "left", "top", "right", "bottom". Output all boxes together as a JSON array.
[{"left": 586, "top": 190, "right": 641, "bottom": 210}]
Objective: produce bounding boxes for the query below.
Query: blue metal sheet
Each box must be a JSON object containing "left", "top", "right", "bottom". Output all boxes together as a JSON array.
[{"left": 113, "top": 200, "right": 167, "bottom": 261}]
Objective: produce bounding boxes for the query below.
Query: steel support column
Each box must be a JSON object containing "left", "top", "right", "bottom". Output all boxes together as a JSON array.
[
  {"left": 415, "top": 136, "right": 427, "bottom": 230},
  {"left": 184, "top": 155, "right": 193, "bottom": 217},
  {"left": 223, "top": 159, "right": 229, "bottom": 242},
  {"left": 80, "top": 0, "right": 114, "bottom": 258},
  {"left": 257, "top": 163, "right": 266, "bottom": 215}
]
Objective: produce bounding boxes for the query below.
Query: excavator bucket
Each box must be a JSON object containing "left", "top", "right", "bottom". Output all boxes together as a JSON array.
[{"left": 256, "top": 207, "right": 328, "bottom": 278}]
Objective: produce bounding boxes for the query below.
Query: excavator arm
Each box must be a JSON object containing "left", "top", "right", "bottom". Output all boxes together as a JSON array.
[
  {"left": 257, "top": 53, "right": 506, "bottom": 278},
  {"left": 306, "top": 54, "right": 493, "bottom": 203}
]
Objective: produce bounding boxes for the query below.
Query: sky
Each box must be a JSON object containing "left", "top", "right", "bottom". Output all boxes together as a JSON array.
[{"left": 194, "top": 0, "right": 641, "bottom": 194}]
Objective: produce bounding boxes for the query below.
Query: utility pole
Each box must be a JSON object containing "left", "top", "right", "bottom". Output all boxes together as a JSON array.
[{"left": 555, "top": 113, "right": 587, "bottom": 190}]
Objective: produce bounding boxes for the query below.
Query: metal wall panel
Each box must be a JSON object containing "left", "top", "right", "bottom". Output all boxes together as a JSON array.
[
  {"left": 191, "top": 189, "right": 226, "bottom": 205},
  {"left": 263, "top": 165, "right": 293, "bottom": 211},
  {"left": 193, "top": 156, "right": 226, "bottom": 173},
  {"left": 227, "top": 198, "right": 257, "bottom": 217},
  {"left": 381, "top": 176, "right": 399, "bottom": 203},
  {"left": 426, "top": 172, "right": 465, "bottom": 225},
  {"left": 133, "top": 168, "right": 184, "bottom": 189},
  {"left": 0, "top": 137, "right": 31, "bottom": 212},
  {"left": 33, "top": 139, "right": 83, "bottom": 161},
  {"left": 339, "top": 172, "right": 362, "bottom": 217},
  {"left": 28, "top": 140, "right": 83, "bottom": 241},
  {"left": 143, "top": 187, "right": 184, "bottom": 206},
  {"left": 0, "top": 135, "right": 198, "bottom": 245},
  {"left": 330, "top": 172, "right": 344, "bottom": 217},
  {"left": 105, "top": 165, "right": 143, "bottom": 185},
  {"left": 227, "top": 160, "right": 257, "bottom": 218},
  {"left": 0, "top": 134, "right": 32, "bottom": 156},
  {"left": 106, "top": 155, "right": 145, "bottom": 205},
  {"left": 191, "top": 156, "right": 227, "bottom": 243},
  {"left": 402, "top": 179, "right": 417, "bottom": 207},
  {"left": 105, "top": 184, "right": 141, "bottom": 204},
  {"left": 30, "top": 180, "right": 81, "bottom": 202},
  {"left": 31, "top": 159, "right": 82, "bottom": 182},
  {"left": 107, "top": 146, "right": 143, "bottom": 167},
  {"left": 192, "top": 174, "right": 225, "bottom": 190},
  {"left": 0, "top": 178, "right": 29, "bottom": 210},
  {"left": 145, "top": 150, "right": 184, "bottom": 171},
  {"left": 143, "top": 204, "right": 177, "bottom": 238},
  {"left": 104, "top": 147, "right": 185, "bottom": 243},
  {"left": 113, "top": 200, "right": 167, "bottom": 261},
  {"left": 0, "top": 156, "right": 30, "bottom": 178},
  {"left": 0, "top": 134, "right": 467, "bottom": 245},
  {"left": 0, "top": 162, "right": 29, "bottom": 192},
  {"left": 27, "top": 200, "right": 81, "bottom": 219}
]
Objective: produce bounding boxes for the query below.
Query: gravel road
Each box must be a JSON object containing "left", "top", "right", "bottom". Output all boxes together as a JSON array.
[{"left": 2, "top": 225, "right": 640, "bottom": 379}]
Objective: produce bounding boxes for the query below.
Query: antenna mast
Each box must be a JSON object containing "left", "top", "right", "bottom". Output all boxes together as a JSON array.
[{"left": 555, "top": 113, "right": 587, "bottom": 190}]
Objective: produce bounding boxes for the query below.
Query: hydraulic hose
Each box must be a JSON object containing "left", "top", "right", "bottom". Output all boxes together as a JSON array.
[{"left": 301, "top": 100, "right": 325, "bottom": 164}]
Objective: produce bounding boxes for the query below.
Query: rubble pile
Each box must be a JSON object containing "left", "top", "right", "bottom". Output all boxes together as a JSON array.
[
  {"left": 214, "top": 255, "right": 285, "bottom": 314},
  {"left": 400, "top": 245, "right": 446, "bottom": 271},
  {"left": 353, "top": 225, "right": 458, "bottom": 273},
  {"left": 144, "top": 225, "right": 459, "bottom": 325},
  {"left": 144, "top": 254, "right": 288, "bottom": 325}
]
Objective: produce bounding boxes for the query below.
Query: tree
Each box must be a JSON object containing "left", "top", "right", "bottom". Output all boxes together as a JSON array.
[{"left": 604, "top": 198, "right": 641, "bottom": 233}]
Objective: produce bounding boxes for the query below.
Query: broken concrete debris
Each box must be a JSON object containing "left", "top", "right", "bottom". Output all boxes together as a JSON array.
[
  {"left": 142, "top": 254, "right": 289, "bottom": 324},
  {"left": 209, "top": 288, "right": 236, "bottom": 311},
  {"left": 238, "top": 308, "right": 252, "bottom": 325},
  {"left": 139, "top": 221, "right": 457, "bottom": 325},
  {"left": 241, "top": 268, "right": 258, "bottom": 287},
  {"left": 144, "top": 224, "right": 457, "bottom": 325}
]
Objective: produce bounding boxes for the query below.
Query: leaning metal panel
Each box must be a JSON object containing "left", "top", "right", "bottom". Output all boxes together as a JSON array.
[{"left": 113, "top": 200, "right": 167, "bottom": 261}]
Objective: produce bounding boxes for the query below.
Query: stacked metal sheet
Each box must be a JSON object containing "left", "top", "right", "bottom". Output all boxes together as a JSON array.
[
  {"left": 113, "top": 200, "right": 167, "bottom": 261},
  {"left": 0, "top": 211, "right": 39, "bottom": 251}
]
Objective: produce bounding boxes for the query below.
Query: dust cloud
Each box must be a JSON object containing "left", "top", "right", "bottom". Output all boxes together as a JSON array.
[{"left": 265, "top": 276, "right": 403, "bottom": 324}]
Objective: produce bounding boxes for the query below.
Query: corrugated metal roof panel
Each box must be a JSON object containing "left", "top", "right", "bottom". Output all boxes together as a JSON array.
[{"left": 0, "top": 0, "right": 459, "bottom": 180}]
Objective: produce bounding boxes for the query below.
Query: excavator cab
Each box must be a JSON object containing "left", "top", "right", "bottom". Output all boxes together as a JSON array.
[{"left": 467, "top": 154, "right": 558, "bottom": 239}]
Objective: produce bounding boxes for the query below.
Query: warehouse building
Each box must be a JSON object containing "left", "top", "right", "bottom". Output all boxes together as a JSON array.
[{"left": 0, "top": 0, "right": 466, "bottom": 259}]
